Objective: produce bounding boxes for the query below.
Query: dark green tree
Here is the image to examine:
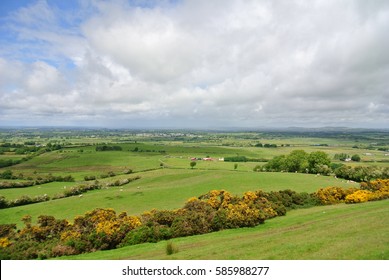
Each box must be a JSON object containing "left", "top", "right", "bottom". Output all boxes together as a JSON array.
[
  {"left": 351, "top": 154, "right": 361, "bottom": 162},
  {"left": 285, "top": 150, "right": 308, "bottom": 172},
  {"left": 308, "top": 151, "right": 331, "bottom": 173}
]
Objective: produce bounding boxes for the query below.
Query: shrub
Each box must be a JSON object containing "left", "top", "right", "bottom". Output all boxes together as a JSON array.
[
  {"left": 0, "top": 237, "right": 11, "bottom": 248},
  {"left": 314, "top": 187, "right": 357, "bottom": 205},
  {"left": 345, "top": 190, "right": 373, "bottom": 204},
  {"left": 144, "top": 209, "right": 177, "bottom": 227},
  {"left": 122, "top": 224, "right": 172, "bottom": 245},
  {"left": 351, "top": 154, "right": 361, "bottom": 162},
  {"left": 166, "top": 241, "right": 178, "bottom": 255},
  {"left": 224, "top": 156, "right": 247, "bottom": 162},
  {"left": 360, "top": 179, "right": 389, "bottom": 201},
  {"left": 0, "top": 224, "right": 17, "bottom": 238},
  {"left": 84, "top": 175, "right": 96, "bottom": 181},
  {"left": 62, "top": 208, "right": 142, "bottom": 252},
  {"left": 10, "top": 195, "right": 33, "bottom": 207},
  {"left": 0, "top": 196, "right": 8, "bottom": 209},
  {"left": 335, "top": 165, "right": 389, "bottom": 182},
  {"left": 96, "top": 145, "right": 122, "bottom": 151},
  {"left": 0, "top": 170, "right": 13, "bottom": 179},
  {"left": 224, "top": 201, "right": 263, "bottom": 228},
  {"left": 18, "top": 215, "right": 70, "bottom": 242},
  {"left": 171, "top": 211, "right": 213, "bottom": 237},
  {"left": 51, "top": 244, "right": 78, "bottom": 257},
  {"left": 360, "top": 179, "right": 389, "bottom": 191}
]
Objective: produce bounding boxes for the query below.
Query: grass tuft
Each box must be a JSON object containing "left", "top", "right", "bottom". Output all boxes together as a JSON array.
[{"left": 166, "top": 241, "right": 179, "bottom": 255}]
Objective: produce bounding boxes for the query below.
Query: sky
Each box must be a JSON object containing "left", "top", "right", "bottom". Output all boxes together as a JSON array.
[{"left": 0, "top": 0, "right": 388, "bottom": 129}]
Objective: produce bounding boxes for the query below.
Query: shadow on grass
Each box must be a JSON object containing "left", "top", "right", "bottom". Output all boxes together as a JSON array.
[{"left": 132, "top": 191, "right": 144, "bottom": 196}]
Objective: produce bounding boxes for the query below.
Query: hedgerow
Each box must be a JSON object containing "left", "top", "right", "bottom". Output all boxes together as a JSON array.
[{"left": 0, "top": 176, "right": 142, "bottom": 209}]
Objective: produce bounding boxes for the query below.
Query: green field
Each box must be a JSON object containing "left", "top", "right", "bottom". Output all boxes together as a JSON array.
[
  {"left": 0, "top": 169, "right": 356, "bottom": 227},
  {"left": 59, "top": 199, "right": 389, "bottom": 260},
  {"left": 0, "top": 128, "right": 388, "bottom": 259}
]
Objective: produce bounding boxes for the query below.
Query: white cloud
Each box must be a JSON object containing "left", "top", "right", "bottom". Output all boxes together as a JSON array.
[{"left": 0, "top": 0, "right": 388, "bottom": 128}]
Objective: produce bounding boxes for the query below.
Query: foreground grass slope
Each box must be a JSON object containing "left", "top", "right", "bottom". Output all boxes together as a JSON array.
[{"left": 62, "top": 200, "right": 389, "bottom": 260}]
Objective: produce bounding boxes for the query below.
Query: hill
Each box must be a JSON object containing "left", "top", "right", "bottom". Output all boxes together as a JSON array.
[{"left": 61, "top": 199, "right": 389, "bottom": 260}]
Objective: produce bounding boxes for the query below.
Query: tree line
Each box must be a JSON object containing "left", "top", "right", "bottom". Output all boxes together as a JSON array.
[{"left": 255, "top": 150, "right": 389, "bottom": 182}]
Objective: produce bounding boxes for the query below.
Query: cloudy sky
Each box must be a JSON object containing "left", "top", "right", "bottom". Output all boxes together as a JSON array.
[{"left": 0, "top": 0, "right": 388, "bottom": 129}]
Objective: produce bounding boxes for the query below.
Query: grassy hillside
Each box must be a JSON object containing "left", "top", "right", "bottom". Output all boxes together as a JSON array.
[
  {"left": 0, "top": 169, "right": 356, "bottom": 227},
  {"left": 61, "top": 199, "right": 389, "bottom": 260}
]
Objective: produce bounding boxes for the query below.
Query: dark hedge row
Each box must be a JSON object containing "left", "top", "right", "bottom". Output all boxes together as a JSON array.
[{"left": 0, "top": 176, "right": 141, "bottom": 209}]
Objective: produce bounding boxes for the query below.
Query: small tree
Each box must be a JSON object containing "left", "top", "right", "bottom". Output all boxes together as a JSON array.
[
  {"left": 190, "top": 161, "right": 197, "bottom": 169},
  {"left": 234, "top": 163, "right": 238, "bottom": 170},
  {"left": 308, "top": 151, "right": 331, "bottom": 174},
  {"left": 351, "top": 154, "right": 361, "bottom": 162}
]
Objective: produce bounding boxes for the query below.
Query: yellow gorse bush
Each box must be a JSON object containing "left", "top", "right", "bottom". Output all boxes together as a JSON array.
[
  {"left": 60, "top": 230, "right": 81, "bottom": 242},
  {"left": 120, "top": 215, "right": 142, "bottom": 229},
  {"left": 243, "top": 191, "right": 258, "bottom": 202},
  {"left": 0, "top": 237, "right": 11, "bottom": 247},
  {"left": 96, "top": 220, "right": 121, "bottom": 235},
  {"left": 315, "top": 186, "right": 357, "bottom": 205},
  {"left": 226, "top": 201, "right": 261, "bottom": 227},
  {"left": 345, "top": 190, "right": 373, "bottom": 203},
  {"left": 317, "top": 179, "right": 389, "bottom": 205}
]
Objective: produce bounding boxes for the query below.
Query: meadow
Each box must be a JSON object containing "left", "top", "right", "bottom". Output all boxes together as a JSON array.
[{"left": 0, "top": 128, "right": 388, "bottom": 259}]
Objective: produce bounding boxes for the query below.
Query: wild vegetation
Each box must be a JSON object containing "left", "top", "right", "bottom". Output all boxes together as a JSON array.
[{"left": 0, "top": 127, "right": 388, "bottom": 259}]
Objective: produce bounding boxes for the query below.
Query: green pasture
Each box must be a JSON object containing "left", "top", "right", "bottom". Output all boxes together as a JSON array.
[
  {"left": 0, "top": 154, "right": 26, "bottom": 160},
  {"left": 0, "top": 181, "right": 78, "bottom": 200},
  {"left": 62, "top": 199, "right": 389, "bottom": 260},
  {"left": 0, "top": 169, "right": 358, "bottom": 228},
  {"left": 159, "top": 157, "right": 261, "bottom": 171},
  {"left": 7, "top": 150, "right": 162, "bottom": 180},
  {"left": 244, "top": 145, "right": 389, "bottom": 161}
]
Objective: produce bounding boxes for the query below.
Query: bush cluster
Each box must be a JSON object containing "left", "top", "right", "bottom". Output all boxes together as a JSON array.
[
  {"left": 95, "top": 145, "right": 122, "bottom": 151},
  {"left": 0, "top": 194, "right": 50, "bottom": 209},
  {"left": 122, "top": 189, "right": 319, "bottom": 246},
  {"left": 0, "top": 159, "right": 22, "bottom": 168},
  {"left": 315, "top": 179, "right": 389, "bottom": 205},
  {"left": 224, "top": 156, "right": 267, "bottom": 162},
  {"left": 334, "top": 165, "right": 389, "bottom": 182},
  {"left": 261, "top": 150, "right": 331, "bottom": 174},
  {"left": 314, "top": 187, "right": 357, "bottom": 205},
  {"left": 84, "top": 175, "right": 96, "bottom": 181},
  {"left": 260, "top": 150, "right": 389, "bottom": 182},
  {"left": 0, "top": 181, "right": 36, "bottom": 189},
  {"left": 0, "top": 171, "right": 75, "bottom": 189},
  {"left": 105, "top": 176, "right": 141, "bottom": 187},
  {"left": 0, "top": 188, "right": 313, "bottom": 259},
  {"left": 0, "top": 176, "right": 142, "bottom": 208},
  {"left": 0, "top": 209, "right": 141, "bottom": 259},
  {"left": 62, "top": 182, "right": 101, "bottom": 197}
]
